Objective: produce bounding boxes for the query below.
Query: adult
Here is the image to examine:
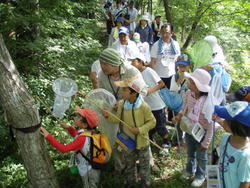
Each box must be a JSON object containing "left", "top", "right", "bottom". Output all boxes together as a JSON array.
[
  {"left": 112, "top": 26, "right": 139, "bottom": 64},
  {"left": 151, "top": 14, "right": 162, "bottom": 43},
  {"left": 103, "top": 0, "right": 114, "bottom": 34},
  {"left": 98, "top": 47, "right": 144, "bottom": 174},
  {"left": 135, "top": 15, "right": 153, "bottom": 44},
  {"left": 89, "top": 59, "right": 101, "bottom": 89},
  {"left": 204, "top": 35, "right": 228, "bottom": 67},
  {"left": 150, "top": 23, "right": 180, "bottom": 89},
  {"left": 98, "top": 48, "right": 143, "bottom": 100},
  {"left": 124, "top": 0, "right": 138, "bottom": 33}
]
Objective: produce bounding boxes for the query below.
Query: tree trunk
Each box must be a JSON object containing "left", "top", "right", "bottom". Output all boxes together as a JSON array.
[
  {"left": 0, "top": 34, "right": 59, "bottom": 188},
  {"left": 162, "top": 0, "right": 172, "bottom": 24}
]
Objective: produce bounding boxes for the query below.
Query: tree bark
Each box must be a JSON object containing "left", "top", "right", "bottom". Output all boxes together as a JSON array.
[
  {"left": 0, "top": 34, "right": 59, "bottom": 188},
  {"left": 162, "top": 0, "right": 172, "bottom": 24}
]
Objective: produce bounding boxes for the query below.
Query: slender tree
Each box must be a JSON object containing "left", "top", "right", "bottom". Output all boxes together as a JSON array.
[{"left": 0, "top": 34, "right": 59, "bottom": 188}]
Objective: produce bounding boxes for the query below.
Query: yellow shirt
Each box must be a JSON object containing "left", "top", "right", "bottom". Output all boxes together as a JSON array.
[{"left": 106, "top": 100, "right": 156, "bottom": 149}]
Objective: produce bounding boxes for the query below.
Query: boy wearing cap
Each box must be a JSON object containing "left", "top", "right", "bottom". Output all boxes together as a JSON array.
[
  {"left": 131, "top": 53, "right": 172, "bottom": 153},
  {"left": 112, "top": 26, "right": 139, "bottom": 64},
  {"left": 40, "top": 107, "right": 101, "bottom": 188},
  {"left": 213, "top": 101, "right": 250, "bottom": 188},
  {"left": 102, "top": 76, "right": 156, "bottom": 187}
]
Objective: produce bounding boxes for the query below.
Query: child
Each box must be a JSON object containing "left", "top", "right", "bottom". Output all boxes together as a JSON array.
[
  {"left": 132, "top": 32, "right": 151, "bottom": 64},
  {"left": 131, "top": 53, "right": 171, "bottom": 153},
  {"left": 170, "top": 54, "right": 192, "bottom": 145},
  {"left": 214, "top": 101, "right": 250, "bottom": 188},
  {"left": 151, "top": 14, "right": 162, "bottom": 43},
  {"left": 102, "top": 76, "right": 156, "bottom": 187},
  {"left": 172, "top": 68, "right": 212, "bottom": 187},
  {"left": 108, "top": 17, "right": 124, "bottom": 47},
  {"left": 135, "top": 15, "right": 153, "bottom": 44},
  {"left": 40, "top": 107, "right": 100, "bottom": 188}
]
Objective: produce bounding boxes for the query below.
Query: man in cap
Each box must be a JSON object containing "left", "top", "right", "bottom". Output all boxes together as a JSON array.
[
  {"left": 98, "top": 47, "right": 144, "bottom": 174},
  {"left": 112, "top": 26, "right": 139, "bottom": 64}
]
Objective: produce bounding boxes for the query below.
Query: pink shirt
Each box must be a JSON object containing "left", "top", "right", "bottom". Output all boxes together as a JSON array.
[{"left": 181, "top": 90, "right": 213, "bottom": 148}]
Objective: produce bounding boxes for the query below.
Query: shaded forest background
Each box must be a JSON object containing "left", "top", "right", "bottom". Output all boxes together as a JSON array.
[{"left": 0, "top": 0, "right": 249, "bottom": 187}]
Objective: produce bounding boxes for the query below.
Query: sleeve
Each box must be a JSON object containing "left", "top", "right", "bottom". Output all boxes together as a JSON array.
[
  {"left": 138, "top": 103, "right": 156, "bottom": 134},
  {"left": 149, "top": 68, "right": 161, "bottom": 83},
  {"left": 238, "top": 152, "right": 250, "bottom": 183},
  {"left": 67, "top": 126, "right": 79, "bottom": 137},
  {"left": 106, "top": 100, "right": 123, "bottom": 124},
  {"left": 46, "top": 134, "right": 86, "bottom": 153},
  {"left": 200, "top": 116, "right": 213, "bottom": 149},
  {"left": 148, "top": 26, "right": 153, "bottom": 45},
  {"left": 150, "top": 42, "right": 158, "bottom": 58}
]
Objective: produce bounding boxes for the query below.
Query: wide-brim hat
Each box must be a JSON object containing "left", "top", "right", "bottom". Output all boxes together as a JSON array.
[
  {"left": 214, "top": 101, "right": 250, "bottom": 127},
  {"left": 155, "top": 14, "right": 161, "bottom": 18},
  {"left": 75, "top": 107, "right": 99, "bottom": 128},
  {"left": 115, "top": 76, "right": 147, "bottom": 96},
  {"left": 140, "top": 15, "right": 149, "bottom": 22},
  {"left": 184, "top": 69, "right": 211, "bottom": 92},
  {"left": 128, "top": 52, "right": 146, "bottom": 62}
]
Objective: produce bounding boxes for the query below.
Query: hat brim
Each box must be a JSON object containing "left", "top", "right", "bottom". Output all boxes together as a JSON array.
[
  {"left": 176, "top": 61, "right": 190, "bottom": 66},
  {"left": 184, "top": 72, "right": 211, "bottom": 92},
  {"left": 119, "top": 31, "right": 129, "bottom": 35},
  {"left": 214, "top": 105, "right": 234, "bottom": 120},
  {"left": 115, "top": 80, "right": 128, "bottom": 87},
  {"left": 76, "top": 106, "right": 85, "bottom": 118}
]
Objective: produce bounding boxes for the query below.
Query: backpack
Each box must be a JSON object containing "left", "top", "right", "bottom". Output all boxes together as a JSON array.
[{"left": 79, "top": 131, "right": 112, "bottom": 169}]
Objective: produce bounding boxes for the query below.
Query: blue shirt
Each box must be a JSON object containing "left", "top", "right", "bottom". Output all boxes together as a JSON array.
[{"left": 219, "top": 134, "right": 250, "bottom": 188}]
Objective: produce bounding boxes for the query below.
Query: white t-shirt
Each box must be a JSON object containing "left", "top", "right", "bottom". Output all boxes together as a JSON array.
[
  {"left": 112, "top": 39, "right": 139, "bottom": 64},
  {"left": 91, "top": 60, "right": 101, "bottom": 78},
  {"left": 136, "top": 42, "right": 151, "bottom": 63},
  {"left": 151, "top": 40, "right": 180, "bottom": 78},
  {"left": 141, "top": 67, "right": 166, "bottom": 111}
]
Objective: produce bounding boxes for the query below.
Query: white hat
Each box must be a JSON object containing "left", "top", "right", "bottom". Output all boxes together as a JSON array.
[
  {"left": 115, "top": 76, "right": 148, "bottom": 96},
  {"left": 140, "top": 15, "right": 149, "bottom": 22},
  {"left": 184, "top": 69, "right": 211, "bottom": 92},
  {"left": 129, "top": 52, "right": 146, "bottom": 63}
]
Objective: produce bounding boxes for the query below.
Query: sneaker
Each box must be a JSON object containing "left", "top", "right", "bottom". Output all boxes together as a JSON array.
[
  {"left": 160, "top": 143, "right": 171, "bottom": 154},
  {"left": 191, "top": 177, "right": 205, "bottom": 187},
  {"left": 180, "top": 171, "right": 193, "bottom": 180}
]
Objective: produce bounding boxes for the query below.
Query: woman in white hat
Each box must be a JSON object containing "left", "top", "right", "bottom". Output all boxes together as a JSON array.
[{"left": 134, "top": 15, "right": 153, "bottom": 44}]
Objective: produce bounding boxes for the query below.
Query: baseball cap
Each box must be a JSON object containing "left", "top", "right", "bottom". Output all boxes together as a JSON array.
[
  {"left": 119, "top": 26, "right": 129, "bottom": 35},
  {"left": 76, "top": 107, "right": 99, "bottom": 128},
  {"left": 214, "top": 101, "right": 250, "bottom": 127},
  {"left": 115, "top": 76, "right": 148, "bottom": 96},
  {"left": 176, "top": 54, "right": 191, "bottom": 66}
]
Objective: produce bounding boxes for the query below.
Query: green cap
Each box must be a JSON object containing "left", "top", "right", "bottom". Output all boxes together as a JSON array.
[{"left": 99, "top": 48, "right": 124, "bottom": 66}]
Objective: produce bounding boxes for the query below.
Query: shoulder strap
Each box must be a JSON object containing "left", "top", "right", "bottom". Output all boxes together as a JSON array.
[{"left": 221, "top": 135, "right": 231, "bottom": 188}]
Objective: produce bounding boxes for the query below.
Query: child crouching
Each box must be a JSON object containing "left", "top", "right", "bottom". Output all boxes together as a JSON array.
[
  {"left": 102, "top": 76, "right": 156, "bottom": 188},
  {"left": 40, "top": 107, "right": 101, "bottom": 188}
]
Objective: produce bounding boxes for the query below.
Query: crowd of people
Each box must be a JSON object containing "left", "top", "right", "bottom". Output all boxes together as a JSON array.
[{"left": 40, "top": 0, "right": 250, "bottom": 187}]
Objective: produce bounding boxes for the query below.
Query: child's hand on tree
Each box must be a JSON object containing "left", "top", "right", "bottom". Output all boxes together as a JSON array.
[
  {"left": 40, "top": 127, "right": 49, "bottom": 137},
  {"left": 60, "top": 122, "right": 69, "bottom": 129}
]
